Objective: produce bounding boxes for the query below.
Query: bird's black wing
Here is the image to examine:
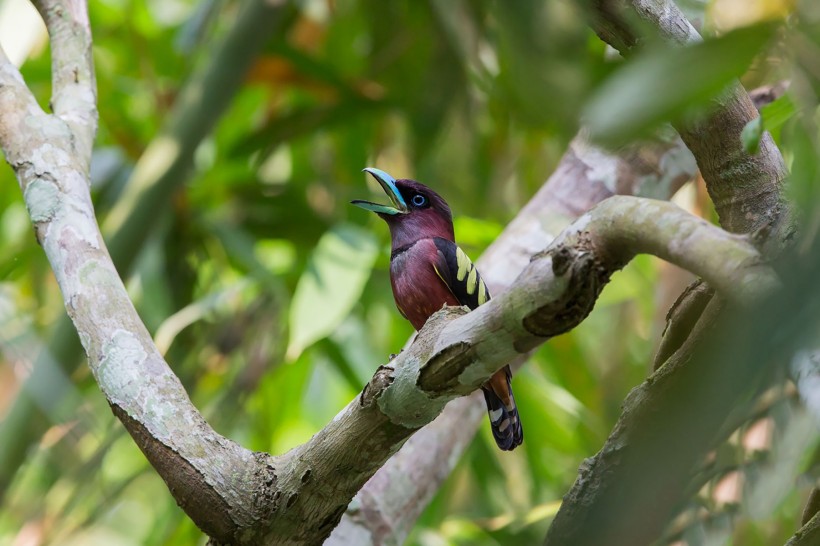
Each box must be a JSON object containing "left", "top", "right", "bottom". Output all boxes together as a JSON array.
[
  {"left": 431, "top": 237, "right": 490, "bottom": 310},
  {"left": 432, "top": 237, "right": 523, "bottom": 451}
]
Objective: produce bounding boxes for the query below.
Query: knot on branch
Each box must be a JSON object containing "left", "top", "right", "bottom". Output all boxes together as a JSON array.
[
  {"left": 522, "top": 244, "right": 608, "bottom": 338},
  {"left": 360, "top": 365, "right": 395, "bottom": 407},
  {"left": 417, "top": 341, "right": 475, "bottom": 394},
  {"left": 412, "top": 306, "right": 474, "bottom": 394},
  {"left": 251, "top": 453, "right": 279, "bottom": 529},
  {"left": 550, "top": 245, "right": 574, "bottom": 276}
]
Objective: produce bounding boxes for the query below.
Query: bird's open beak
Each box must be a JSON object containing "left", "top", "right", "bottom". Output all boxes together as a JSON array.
[{"left": 350, "top": 167, "right": 408, "bottom": 215}]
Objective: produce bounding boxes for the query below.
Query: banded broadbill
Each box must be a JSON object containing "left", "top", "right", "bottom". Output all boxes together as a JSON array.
[{"left": 352, "top": 168, "right": 524, "bottom": 451}]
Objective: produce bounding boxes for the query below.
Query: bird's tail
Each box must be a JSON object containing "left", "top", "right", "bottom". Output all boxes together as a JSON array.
[{"left": 481, "top": 366, "right": 523, "bottom": 451}]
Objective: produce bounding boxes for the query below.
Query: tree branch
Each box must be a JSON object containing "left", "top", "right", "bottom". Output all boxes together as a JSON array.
[
  {"left": 32, "top": 0, "right": 97, "bottom": 167},
  {"left": 266, "top": 195, "right": 771, "bottom": 544},
  {"left": 329, "top": 133, "right": 698, "bottom": 544},
  {"left": 0, "top": 0, "right": 290, "bottom": 501},
  {"left": 546, "top": 4, "right": 795, "bottom": 544},
  {"left": 0, "top": 2, "right": 274, "bottom": 542},
  {"left": 0, "top": 43, "right": 45, "bottom": 159},
  {"left": 327, "top": 392, "right": 486, "bottom": 545},
  {"left": 3, "top": 65, "right": 269, "bottom": 543},
  {"left": 542, "top": 280, "right": 805, "bottom": 546},
  {"left": 582, "top": 0, "right": 793, "bottom": 242},
  {"left": 786, "top": 511, "right": 820, "bottom": 546}
]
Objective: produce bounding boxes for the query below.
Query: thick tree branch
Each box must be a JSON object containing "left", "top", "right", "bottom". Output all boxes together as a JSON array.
[
  {"left": 542, "top": 280, "right": 807, "bottom": 546},
  {"left": 573, "top": 201, "right": 775, "bottom": 303},
  {"left": 652, "top": 82, "right": 788, "bottom": 366},
  {"left": 263, "top": 196, "right": 771, "bottom": 544},
  {"left": 0, "top": 0, "right": 289, "bottom": 500},
  {"left": 329, "top": 133, "right": 698, "bottom": 544},
  {"left": 0, "top": 45, "right": 45, "bottom": 157},
  {"left": 0, "top": 3, "right": 275, "bottom": 543},
  {"left": 328, "top": 393, "right": 486, "bottom": 545},
  {"left": 582, "top": 0, "right": 792, "bottom": 242},
  {"left": 3, "top": 68, "right": 271, "bottom": 546},
  {"left": 580, "top": 2, "right": 792, "bottom": 409},
  {"left": 546, "top": 4, "right": 795, "bottom": 544}
]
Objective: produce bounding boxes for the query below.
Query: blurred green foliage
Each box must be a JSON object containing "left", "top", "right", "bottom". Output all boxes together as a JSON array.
[
  {"left": 0, "top": 0, "right": 817, "bottom": 545},
  {"left": 585, "top": 22, "right": 776, "bottom": 145}
]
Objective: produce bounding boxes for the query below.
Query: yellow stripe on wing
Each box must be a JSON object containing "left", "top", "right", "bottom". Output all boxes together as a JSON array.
[
  {"left": 478, "top": 278, "right": 488, "bottom": 305},
  {"left": 466, "top": 267, "right": 477, "bottom": 295},
  {"left": 456, "top": 247, "right": 470, "bottom": 281},
  {"left": 455, "top": 245, "right": 489, "bottom": 304}
]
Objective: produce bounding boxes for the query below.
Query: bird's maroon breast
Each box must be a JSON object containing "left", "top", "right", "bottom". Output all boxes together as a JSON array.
[{"left": 390, "top": 238, "right": 459, "bottom": 331}]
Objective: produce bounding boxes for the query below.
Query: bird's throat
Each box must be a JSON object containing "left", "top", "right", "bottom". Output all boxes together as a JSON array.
[{"left": 385, "top": 210, "right": 455, "bottom": 252}]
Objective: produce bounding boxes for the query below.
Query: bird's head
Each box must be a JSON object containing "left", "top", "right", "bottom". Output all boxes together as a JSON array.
[{"left": 351, "top": 167, "right": 455, "bottom": 249}]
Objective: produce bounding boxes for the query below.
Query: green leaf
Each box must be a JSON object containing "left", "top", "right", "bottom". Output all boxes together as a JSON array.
[
  {"left": 760, "top": 93, "right": 798, "bottom": 143},
  {"left": 741, "top": 116, "right": 763, "bottom": 155},
  {"left": 584, "top": 23, "right": 776, "bottom": 145},
  {"left": 286, "top": 224, "right": 378, "bottom": 360}
]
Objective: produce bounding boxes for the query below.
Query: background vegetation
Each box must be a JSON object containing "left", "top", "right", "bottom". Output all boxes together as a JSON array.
[{"left": 0, "top": 0, "right": 817, "bottom": 544}]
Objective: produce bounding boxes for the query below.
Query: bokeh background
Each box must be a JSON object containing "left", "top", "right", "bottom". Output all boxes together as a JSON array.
[{"left": 0, "top": 0, "right": 817, "bottom": 544}]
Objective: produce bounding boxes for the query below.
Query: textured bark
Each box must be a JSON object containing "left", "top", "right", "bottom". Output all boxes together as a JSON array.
[
  {"left": 545, "top": 3, "right": 795, "bottom": 546},
  {"left": 328, "top": 133, "right": 697, "bottom": 545},
  {"left": 582, "top": 0, "right": 792, "bottom": 242},
  {"left": 0, "top": 3, "right": 272, "bottom": 543},
  {"left": 679, "top": 89, "right": 789, "bottom": 238},
  {"left": 32, "top": 0, "right": 97, "bottom": 166},
  {"left": 293, "top": 197, "right": 773, "bottom": 545},
  {"left": 0, "top": 31, "right": 270, "bottom": 546},
  {"left": 543, "top": 219, "right": 815, "bottom": 546},
  {"left": 0, "top": 0, "right": 289, "bottom": 501},
  {"left": 786, "top": 511, "right": 820, "bottom": 546},
  {"left": 543, "top": 288, "right": 786, "bottom": 546},
  {"left": 328, "top": 392, "right": 486, "bottom": 545},
  {"left": 652, "top": 280, "right": 713, "bottom": 370},
  {"left": 652, "top": 82, "right": 788, "bottom": 369}
]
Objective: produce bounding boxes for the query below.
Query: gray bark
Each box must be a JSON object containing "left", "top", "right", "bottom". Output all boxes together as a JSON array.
[
  {"left": 583, "top": 0, "right": 792, "bottom": 242},
  {"left": 0, "top": 0, "right": 290, "bottom": 500},
  {"left": 544, "top": 3, "right": 795, "bottom": 545},
  {"left": 786, "top": 511, "right": 820, "bottom": 546}
]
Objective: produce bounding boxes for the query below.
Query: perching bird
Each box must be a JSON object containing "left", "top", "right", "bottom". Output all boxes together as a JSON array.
[{"left": 351, "top": 167, "right": 523, "bottom": 451}]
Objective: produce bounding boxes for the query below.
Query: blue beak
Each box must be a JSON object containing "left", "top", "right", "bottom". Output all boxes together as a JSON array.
[{"left": 351, "top": 167, "right": 409, "bottom": 215}]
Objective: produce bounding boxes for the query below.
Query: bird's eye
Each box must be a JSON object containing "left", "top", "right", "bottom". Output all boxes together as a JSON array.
[{"left": 411, "top": 194, "right": 427, "bottom": 207}]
